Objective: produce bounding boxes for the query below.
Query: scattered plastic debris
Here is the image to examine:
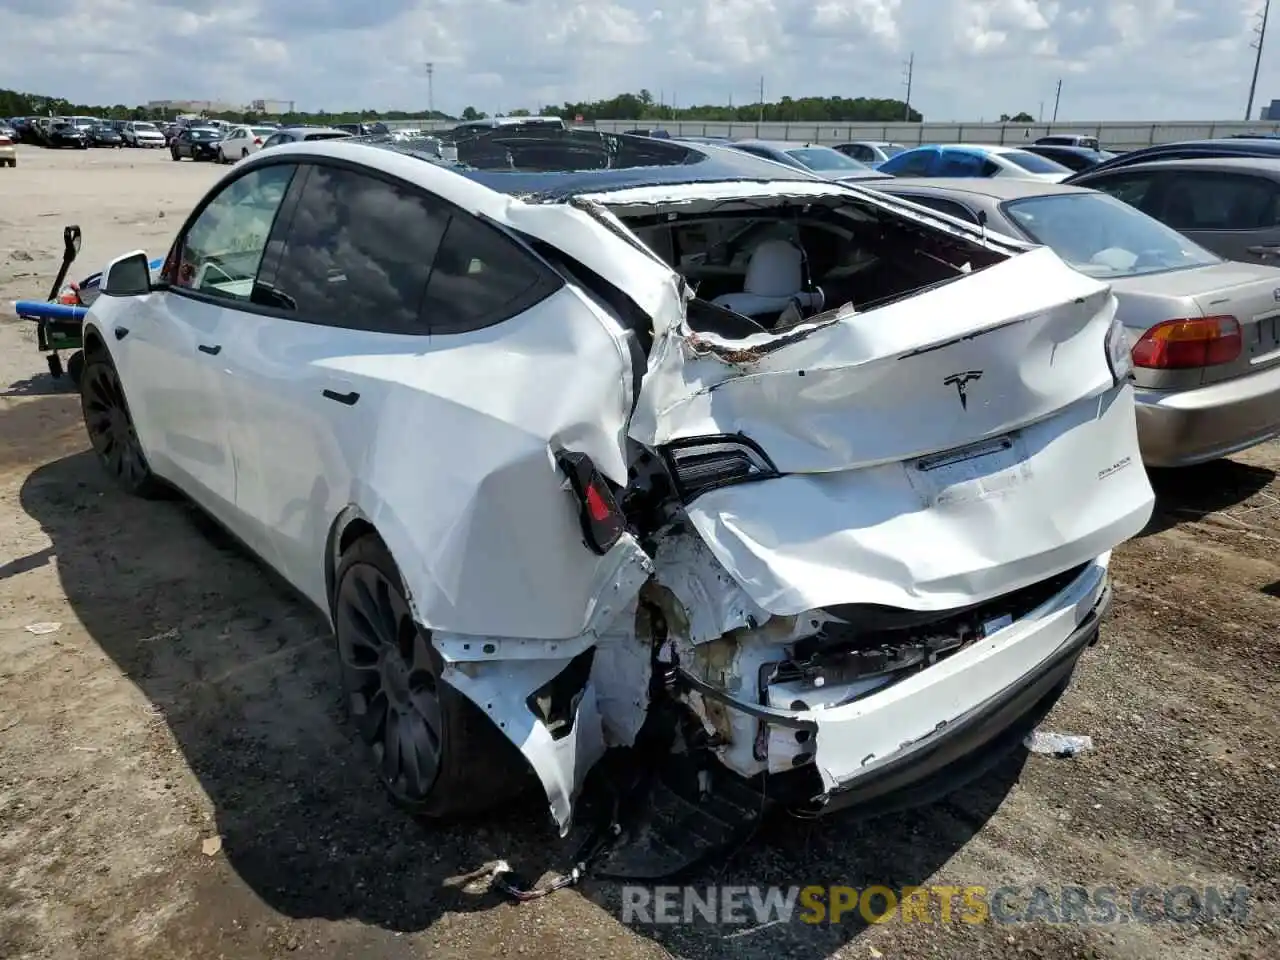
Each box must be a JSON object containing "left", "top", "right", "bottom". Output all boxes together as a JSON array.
[
  {"left": 1025, "top": 730, "right": 1094, "bottom": 757},
  {"left": 24, "top": 621, "right": 62, "bottom": 636},
  {"left": 201, "top": 836, "right": 222, "bottom": 857}
]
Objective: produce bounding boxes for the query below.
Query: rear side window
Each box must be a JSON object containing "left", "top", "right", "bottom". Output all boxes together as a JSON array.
[
  {"left": 422, "top": 211, "right": 559, "bottom": 335},
  {"left": 1001, "top": 150, "right": 1070, "bottom": 174},
  {"left": 1082, "top": 171, "right": 1159, "bottom": 210},
  {"left": 1158, "top": 172, "right": 1280, "bottom": 230},
  {"left": 897, "top": 194, "right": 981, "bottom": 223},
  {"left": 886, "top": 149, "right": 934, "bottom": 176},
  {"left": 937, "top": 150, "right": 986, "bottom": 176},
  {"left": 269, "top": 165, "right": 449, "bottom": 333}
]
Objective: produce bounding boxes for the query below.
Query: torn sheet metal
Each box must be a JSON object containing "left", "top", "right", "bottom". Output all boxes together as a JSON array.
[
  {"left": 442, "top": 656, "right": 605, "bottom": 834},
  {"left": 345, "top": 283, "right": 649, "bottom": 641}
]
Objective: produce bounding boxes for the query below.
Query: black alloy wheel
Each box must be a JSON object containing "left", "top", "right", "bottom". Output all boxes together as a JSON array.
[
  {"left": 80, "top": 357, "right": 162, "bottom": 497},
  {"left": 332, "top": 535, "right": 528, "bottom": 817}
]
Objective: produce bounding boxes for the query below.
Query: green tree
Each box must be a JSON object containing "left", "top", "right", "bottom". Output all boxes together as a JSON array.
[{"left": 1000, "top": 111, "right": 1035, "bottom": 123}]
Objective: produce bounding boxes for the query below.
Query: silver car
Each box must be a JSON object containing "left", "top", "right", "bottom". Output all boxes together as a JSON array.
[
  {"left": 727, "top": 139, "right": 890, "bottom": 182},
  {"left": 868, "top": 178, "right": 1280, "bottom": 468}
]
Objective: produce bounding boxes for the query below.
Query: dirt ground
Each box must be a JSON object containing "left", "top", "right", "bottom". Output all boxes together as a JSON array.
[{"left": 0, "top": 144, "right": 1277, "bottom": 960}]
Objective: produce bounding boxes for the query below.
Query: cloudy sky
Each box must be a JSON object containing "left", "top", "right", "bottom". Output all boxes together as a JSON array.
[{"left": 1, "top": 0, "right": 1277, "bottom": 120}]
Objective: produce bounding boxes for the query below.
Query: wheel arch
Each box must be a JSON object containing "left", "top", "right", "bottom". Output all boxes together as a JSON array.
[
  {"left": 323, "top": 506, "right": 381, "bottom": 623},
  {"left": 82, "top": 324, "right": 111, "bottom": 361}
]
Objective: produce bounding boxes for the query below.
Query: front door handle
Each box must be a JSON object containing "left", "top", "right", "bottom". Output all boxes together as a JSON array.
[
  {"left": 322, "top": 389, "right": 360, "bottom": 406},
  {"left": 1247, "top": 244, "right": 1280, "bottom": 255},
  {"left": 197, "top": 343, "right": 221, "bottom": 355}
]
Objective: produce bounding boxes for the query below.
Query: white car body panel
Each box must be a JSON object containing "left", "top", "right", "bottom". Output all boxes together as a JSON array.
[{"left": 83, "top": 141, "right": 1154, "bottom": 834}]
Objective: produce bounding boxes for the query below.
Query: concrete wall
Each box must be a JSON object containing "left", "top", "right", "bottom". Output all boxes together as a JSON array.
[{"left": 381, "top": 118, "right": 1280, "bottom": 151}]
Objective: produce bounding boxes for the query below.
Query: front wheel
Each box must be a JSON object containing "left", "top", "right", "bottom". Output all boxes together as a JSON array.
[
  {"left": 80, "top": 355, "right": 164, "bottom": 498},
  {"left": 332, "top": 534, "right": 529, "bottom": 818},
  {"left": 170, "top": 149, "right": 179, "bottom": 161}
]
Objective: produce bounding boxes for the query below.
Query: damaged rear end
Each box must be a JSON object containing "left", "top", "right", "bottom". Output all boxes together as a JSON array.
[{"left": 434, "top": 173, "right": 1154, "bottom": 860}]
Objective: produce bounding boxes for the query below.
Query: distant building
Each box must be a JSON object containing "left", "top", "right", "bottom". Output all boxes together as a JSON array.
[
  {"left": 250, "top": 99, "right": 293, "bottom": 116},
  {"left": 1262, "top": 99, "right": 1280, "bottom": 120},
  {"left": 147, "top": 99, "right": 242, "bottom": 116}
]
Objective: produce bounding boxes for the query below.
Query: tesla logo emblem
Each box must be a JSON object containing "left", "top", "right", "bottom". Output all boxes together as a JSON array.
[{"left": 943, "top": 371, "right": 983, "bottom": 410}]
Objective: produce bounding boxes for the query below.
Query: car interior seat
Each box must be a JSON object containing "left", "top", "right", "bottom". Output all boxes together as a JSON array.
[{"left": 710, "top": 239, "right": 822, "bottom": 321}]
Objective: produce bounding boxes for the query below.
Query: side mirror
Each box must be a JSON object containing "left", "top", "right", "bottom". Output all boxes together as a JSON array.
[
  {"left": 101, "top": 250, "right": 152, "bottom": 297},
  {"left": 63, "top": 225, "right": 81, "bottom": 261}
]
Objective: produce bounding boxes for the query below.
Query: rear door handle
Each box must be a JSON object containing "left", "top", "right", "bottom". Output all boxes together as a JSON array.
[
  {"left": 322, "top": 389, "right": 360, "bottom": 406},
  {"left": 197, "top": 343, "right": 221, "bottom": 355},
  {"left": 1247, "top": 244, "right": 1280, "bottom": 254}
]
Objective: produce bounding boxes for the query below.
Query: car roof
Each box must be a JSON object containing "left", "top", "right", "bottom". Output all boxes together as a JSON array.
[
  {"left": 277, "top": 126, "right": 348, "bottom": 135},
  {"left": 733, "top": 139, "right": 830, "bottom": 150},
  {"left": 871, "top": 177, "right": 1096, "bottom": 200},
  {"left": 259, "top": 134, "right": 827, "bottom": 201},
  {"left": 1077, "top": 155, "right": 1280, "bottom": 175},
  {"left": 457, "top": 140, "right": 825, "bottom": 197}
]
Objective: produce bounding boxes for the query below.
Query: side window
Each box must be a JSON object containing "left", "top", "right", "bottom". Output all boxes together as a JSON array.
[
  {"left": 1160, "top": 172, "right": 1280, "bottom": 230},
  {"left": 1085, "top": 172, "right": 1159, "bottom": 211},
  {"left": 422, "top": 210, "right": 558, "bottom": 335},
  {"left": 269, "top": 165, "right": 448, "bottom": 333},
  {"left": 980, "top": 159, "right": 1002, "bottom": 177},
  {"left": 734, "top": 145, "right": 770, "bottom": 159},
  {"left": 898, "top": 194, "right": 981, "bottom": 223},
  {"left": 937, "top": 150, "right": 984, "bottom": 176},
  {"left": 893, "top": 150, "right": 935, "bottom": 176},
  {"left": 846, "top": 144, "right": 873, "bottom": 162},
  {"left": 167, "top": 163, "right": 297, "bottom": 302}
]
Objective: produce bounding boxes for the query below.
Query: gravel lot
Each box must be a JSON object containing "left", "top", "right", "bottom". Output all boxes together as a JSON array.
[{"left": 0, "top": 144, "right": 1277, "bottom": 960}]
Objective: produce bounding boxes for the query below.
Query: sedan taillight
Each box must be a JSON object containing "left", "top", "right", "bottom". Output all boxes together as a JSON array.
[
  {"left": 253, "top": 137, "right": 262, "bottom": 145},
  {"left": 0, "top": 136, "right": 10, "bottom": 146},
  {"left": 1131, "top": 316, "right": 1242, "bottom": 369}
]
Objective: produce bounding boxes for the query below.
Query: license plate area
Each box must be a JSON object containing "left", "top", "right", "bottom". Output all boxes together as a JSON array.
[{"left": 907, "top": 434, "right": 1031, "bottom": 507}]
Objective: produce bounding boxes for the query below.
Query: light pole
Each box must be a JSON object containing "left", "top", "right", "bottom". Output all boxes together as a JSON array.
[
  {"left": 425, "top": 61, "right": 435, "bottom": 117},
  {"left": 1247, "top": 0, "right": 1271, "bottom": 121}
]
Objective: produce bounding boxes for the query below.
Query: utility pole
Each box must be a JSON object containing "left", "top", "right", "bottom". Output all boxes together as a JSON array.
[
  {"left": 758, "top": 76, "right": 765, "bottom": 123},
  {"left": 425, "top": 62, "right": 435, "bottom": 117},
  {"left": 902, "top": 52, "right": 914, "bottom": 121},
  {"left": 1248, "top": 0, "right": 1271, "bottom": 120},
  {"left": 1052, "top": 77, "right": 1062, "bottom": 122}
]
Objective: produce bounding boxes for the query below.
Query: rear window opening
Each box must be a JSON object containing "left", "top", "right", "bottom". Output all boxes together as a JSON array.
[{"left": 617, "top": 197, "right": 1009, "bottom": 339}]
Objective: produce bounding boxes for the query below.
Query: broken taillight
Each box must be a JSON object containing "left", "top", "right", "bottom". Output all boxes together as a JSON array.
[
  {"left": 556, "top": 451, "right": 624, "bottom": 555},
  {"left": 662, "top": 435, "right": 779, "bottom": 502},
  {"left": 1131, "top": 316, "right": 1241, "bottom": 369}
]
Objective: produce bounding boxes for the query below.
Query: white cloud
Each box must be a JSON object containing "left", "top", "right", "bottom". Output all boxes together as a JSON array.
[{"left": 0, "top": 0, "right": 1273, "bottom": 120}]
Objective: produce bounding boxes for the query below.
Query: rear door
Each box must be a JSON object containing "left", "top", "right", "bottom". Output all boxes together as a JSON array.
[
  {"left": 1151, "top": 169, "right": 1280, "bottom": 264},
  {"left": 220, "top": 160, "right": 634, "bottom": 634}
]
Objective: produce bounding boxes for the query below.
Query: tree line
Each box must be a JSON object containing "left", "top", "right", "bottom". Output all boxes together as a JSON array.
[{"left": 2, "top": 87, "right": 923, "bottom": 127}]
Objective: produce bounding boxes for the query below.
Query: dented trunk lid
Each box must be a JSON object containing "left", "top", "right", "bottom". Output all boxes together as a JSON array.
[{"left": 629, "top": 245, "right": 1155, "bottom": 615}]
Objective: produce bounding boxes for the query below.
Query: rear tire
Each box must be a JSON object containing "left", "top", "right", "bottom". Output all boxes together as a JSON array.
[
  {"left": 332, "top": 534, "right": 529, "bottom": 818},
  {"left": 80, "top": 355, "right": 164, "bottom": 499},
  {"left": 170, "top": 149, "right": 179, "bottom": 161}
]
